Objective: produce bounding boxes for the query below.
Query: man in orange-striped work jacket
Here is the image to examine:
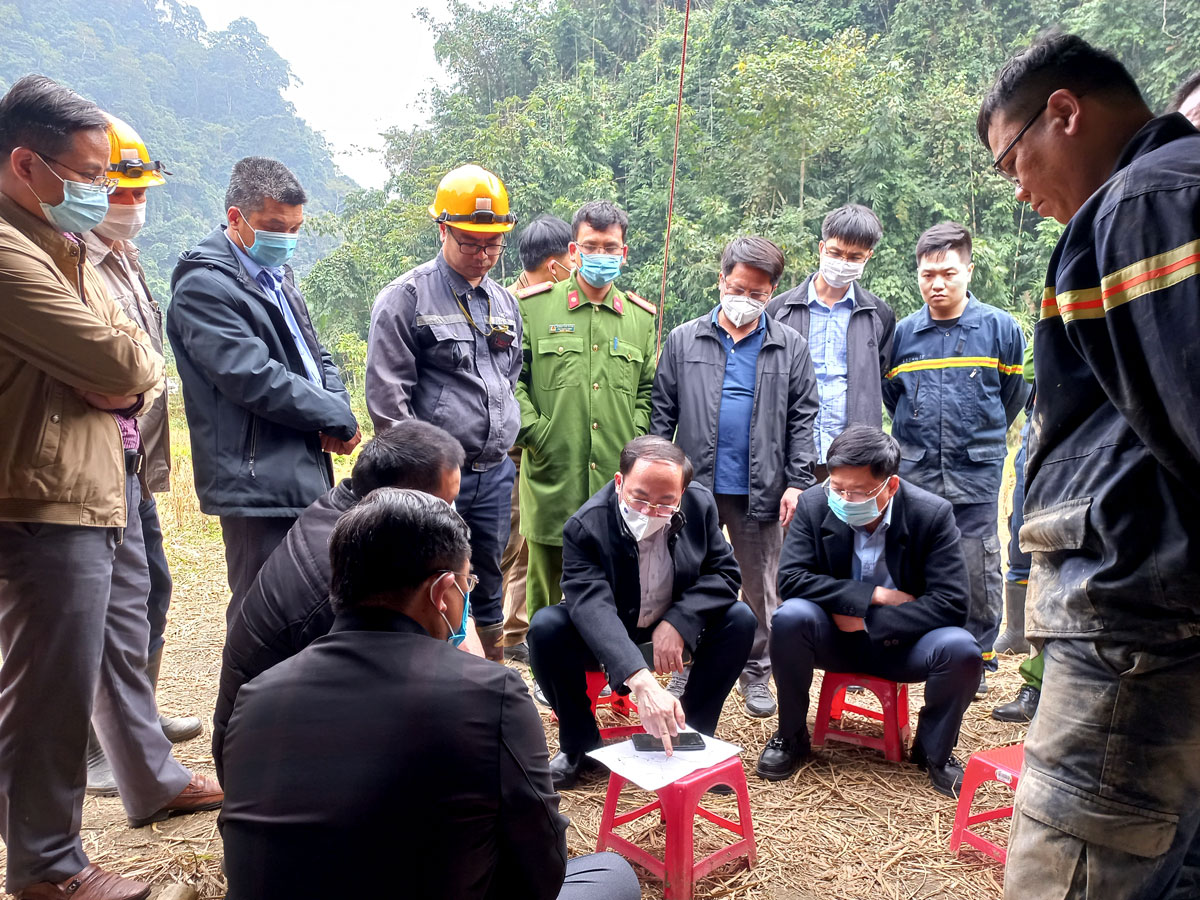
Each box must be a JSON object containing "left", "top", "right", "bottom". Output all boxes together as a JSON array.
[{"left": 882, "top": 221, "right": 1028, "bottom": 698}]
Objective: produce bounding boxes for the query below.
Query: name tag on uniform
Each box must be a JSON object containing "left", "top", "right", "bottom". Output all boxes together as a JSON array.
[{"left": 548, "top": 324, "right": 575, "bottom": 334}]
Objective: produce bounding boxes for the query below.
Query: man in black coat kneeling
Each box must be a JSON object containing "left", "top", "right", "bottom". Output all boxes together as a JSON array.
[
  {"left": 757, "top": 425, "right": 981, "bottom": 797},
  {"left": 529, "top": 436, "right": 756, "bottom": 791}
]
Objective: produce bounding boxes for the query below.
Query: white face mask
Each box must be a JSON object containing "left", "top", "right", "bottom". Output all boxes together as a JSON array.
[
  {"left": 719, "top": 293, "right": 765, "bottom": 328},
  {"left": 619, "top": 501, "right": 671, "bottom": 542},
  {"left": 94, "top": 200, "right": 147, "bottom": 242},
  {"left": 819, "top": 254, "right": 866, "bottom": 288}
]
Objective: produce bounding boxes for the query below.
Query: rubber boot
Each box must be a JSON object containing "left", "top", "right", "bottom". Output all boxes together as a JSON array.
[
  {"left": 993, "top": 580, "right": 1031, "bottom": 655},
  {"left": 148, "top": 646, "right": 203, "bottom": 743},
  {"left": 86, "top": 724, "right": 118, "bottom": 797},
  {"left": 476, "top": 622, "right": 505, "bottom": 662}
]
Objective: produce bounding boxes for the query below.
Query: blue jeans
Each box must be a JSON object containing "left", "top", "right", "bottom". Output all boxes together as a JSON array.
[
  {"left": 1006, "top": 636, "right": 1200, "bottom": 899},
  {"left": 455, "top": 454, "right": 516, "bottom": 627},
  {"left": 140, "top": 494, "right": 173, "bottom": 657},
  {"left": 771, "top": 598, "right": 981, "bottom": 765}
]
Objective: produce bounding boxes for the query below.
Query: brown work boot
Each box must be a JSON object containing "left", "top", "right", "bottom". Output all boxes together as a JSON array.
[
  {"left": 16, "top": 863, "right": 150, "bottom": 899},
  {"left": 476, "top": 622, "right": 505, "bottom": 662},
  {"left": 127, "top": 772, "right": 223, "bottom": 828}
]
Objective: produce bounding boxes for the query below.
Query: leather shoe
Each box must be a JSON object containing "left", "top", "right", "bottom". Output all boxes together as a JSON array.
[
  {"left": 991, "top": 685, "right": 1040, "bottom": 723},
  {"left": 974, "top": 671, "right": 989, "bottom": 699},
  {"left": 160, "top": 712, "right": 203, "bottom": 744},
  {"left": 503, "top": 641, "right": 530, "bottom": 665},
  {"left": 17, "top": 864, "right": 150, "bottom": 900},
  {"left": 912, "top": 746, "right": 965, "bottom": 798},
  {"left": 548, "top": 750, "right": 606, "bottom": 791},
  {"left": 127, "top": 772, "right": 223, "bottom": 827},
  {"left": 755, "top": 732, "right": 811, "bottom": 781}
]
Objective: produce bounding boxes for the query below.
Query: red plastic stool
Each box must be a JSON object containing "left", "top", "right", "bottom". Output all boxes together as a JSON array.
[
  {"left": 596, "top": 755, "right": 756, "bottom": 900},
  {"left": 551, "top": 671, "right": 643, "bottom": 740},
  {"left": 811, "top": 672, "right": 911, "bottom": 762},
  {"left": 950, "top": 742, "right": 1025, "bottom": 864}
]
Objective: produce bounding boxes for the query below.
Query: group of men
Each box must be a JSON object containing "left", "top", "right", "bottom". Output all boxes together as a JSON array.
[{"left": 0, "top": 29, "right": 1198, "bottom": 900}]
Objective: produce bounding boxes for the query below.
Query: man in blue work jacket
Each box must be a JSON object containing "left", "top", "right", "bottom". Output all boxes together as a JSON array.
[{"left": 882, "top": 222, "right": 1028, "bottom": 696}]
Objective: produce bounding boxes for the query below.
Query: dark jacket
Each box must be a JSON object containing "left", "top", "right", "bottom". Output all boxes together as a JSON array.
[
  {"left": 220, "top": 607, "right": 567, "bottom": 900},
  {"left": 213, "top": 478, "right": 357, "bottom": 781},
  {"left": 883, "top": 294, "right": 1028, "bottom": 505},
  {"left": 766, "top": 274, "right": 896, "bottom": 430},
  {"left": 167, "top": 228, "right": 357, "bottom": 517},
  {"left": 562, "top": 480, "right": 742, "bottom": 687},
  {"left": 1023, "top": 113, "right": 1200, "bottom": 643},
  {"left": 650, "top": 310, "right": 819, "bottom": 519},
  {"left": 777, "top": 480, "right": 969, "bottom": 647}
]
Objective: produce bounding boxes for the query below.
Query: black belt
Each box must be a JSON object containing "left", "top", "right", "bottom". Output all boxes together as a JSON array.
[{"left": 124, "top": 449, "right": 143, "bottom": 475}]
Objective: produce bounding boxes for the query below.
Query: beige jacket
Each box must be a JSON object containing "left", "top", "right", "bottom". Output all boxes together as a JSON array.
[
  {"left": 84, "top": 232, "right": 171, "bottom": 494},
  {"left": 0, "top": 193, "right": 164, "bottom": 528}
]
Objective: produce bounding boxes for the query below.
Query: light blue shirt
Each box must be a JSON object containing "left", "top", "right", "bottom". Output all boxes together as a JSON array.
[
  {"left": 710, "top": 306, "right": 766, "bottom": 495},
  {"left": 226, "top": 232, "right": 322, "bottom": 385},
  {"left": 806, "top": 279, "right": 856, "bottom": 463},
  {"left": 850, "top": 497, "right": 896, "bottom": 590}
]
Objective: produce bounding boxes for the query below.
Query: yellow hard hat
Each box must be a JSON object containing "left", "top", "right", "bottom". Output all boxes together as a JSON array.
[
  {"left": 428, "top": 164, "right": 515, "bottom": 233},
  {"left": 104, "top": 113, "right": 167, "bottom": 188}
]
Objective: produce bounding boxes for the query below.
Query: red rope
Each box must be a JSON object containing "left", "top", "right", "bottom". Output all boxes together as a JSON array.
[{"left": 656, "top": 0, "right": 691, "bottom": 359}]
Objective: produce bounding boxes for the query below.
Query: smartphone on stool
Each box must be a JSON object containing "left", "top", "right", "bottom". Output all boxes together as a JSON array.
[{"left": 631, "top": 732, "right": 705, "bottom": 752}]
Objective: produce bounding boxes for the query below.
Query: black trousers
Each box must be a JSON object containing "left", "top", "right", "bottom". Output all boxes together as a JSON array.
[
  {"left": 219, "top": 515, "right": 296, "bottom": 624},
  {"left": 529, "top": 602, "right": 756, "bottom": 755},
  {"left": 771, "top": 598, "right": 981, "bottom": 765}
]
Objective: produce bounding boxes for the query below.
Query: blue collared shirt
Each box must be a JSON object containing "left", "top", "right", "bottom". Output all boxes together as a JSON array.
[
  {"left": 850, "top": 497, "right": 896, "bottom": 589},
  {"left": 711, "top": 307, "right": 765, "bottom": 494},
  {"left": 226, "top": 232, "right": 322, "bottom": 384},
  {"left": 806, "top": 279, "right": 856, "bottom": 463}
]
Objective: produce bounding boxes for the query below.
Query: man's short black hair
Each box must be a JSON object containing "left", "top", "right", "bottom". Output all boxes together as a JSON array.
[
  {"left": 517, "top": 215, "right": 571, "bottom": 272},
  {"left": 916, "top": 222, "right": 973, "bottom": 265},
  {"left": 1168, "top": 70, "right": 1200, "bottom": 114},
  {"left": 619, "top": 435, "right": 694, "bottom": 488},
  {"left": 225, "top": 156, "right": 307, "bottom": 213},
  {"left": 821, "top": 204, "right": 883, "bottom": 251},
  {"left": 0, "top": 74, "right": 108, "bottom": 157},
  {"left": 826, "top": 425, "right": 901, "bottom": 480},
  {"left": 720, "top": 236, "right": 785, "bottom": 285},
  {"left": 977, "top": 33, "right": 1144, "bottom": 148},
  {"left": 351, "top": 421, "right": 465, "bottom": 496},
  {"left": 572, "top": 200, "right": 629, "bottom": 241},
  {"left": 329, "top": 488, "right": 471, "bottom": 613}
]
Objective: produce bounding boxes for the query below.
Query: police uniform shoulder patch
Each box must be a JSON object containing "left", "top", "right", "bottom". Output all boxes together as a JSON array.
[
  {"left": 514, "top": 280, "right": 554, "bottom": 300},
  {"left": 625, "top": 291, "right": 657, "bottom": 315}
]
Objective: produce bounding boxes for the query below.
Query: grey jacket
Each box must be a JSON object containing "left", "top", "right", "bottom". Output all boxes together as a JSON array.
[
  {"left": 650, "top": 310, "right": 819, "bottom": 520},
  {"left": 366, "top": 254, "right": 521, "bottom": 470},
  {"left": 765, "top": 274, "right": 895, "bottom": 433}
]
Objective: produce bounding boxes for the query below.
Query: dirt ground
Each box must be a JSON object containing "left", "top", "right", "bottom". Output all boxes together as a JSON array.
[{"left": 0, "top": 440, "right": 1029, "bottom": 899}]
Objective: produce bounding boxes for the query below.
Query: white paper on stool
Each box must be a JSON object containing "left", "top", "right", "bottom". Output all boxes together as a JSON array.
[{"left": 586, "top": 728, "right": 742, "bottom": 792}]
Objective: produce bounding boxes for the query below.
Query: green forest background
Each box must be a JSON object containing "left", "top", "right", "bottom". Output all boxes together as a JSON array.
[{"left": 3, "top": 0, "right": 1198, "bottom": 382}]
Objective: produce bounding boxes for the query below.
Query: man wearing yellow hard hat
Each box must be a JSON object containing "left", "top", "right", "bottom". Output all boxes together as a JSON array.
[
  {"left": 366, "top": 164, "right": 522, "bottom": 662},
  {"left": 81, "top": 114, "right": 204, "bottom": 797}
]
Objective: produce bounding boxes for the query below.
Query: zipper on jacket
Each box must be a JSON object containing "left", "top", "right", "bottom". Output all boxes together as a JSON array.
[
  {"left": 248, "top": 419, "right": 259, "bottom": 479},
  {"left": 913, "top": 373, "right": 921, "bottom": 419}
]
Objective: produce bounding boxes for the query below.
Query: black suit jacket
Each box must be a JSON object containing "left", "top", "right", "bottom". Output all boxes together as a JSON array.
[
  {"left": 219, "top": 608, "right": 567, "bottom": 900},
  {"left": 777, "top": 480, "right": 968, "bottom": 645},
  {"left": 562, "top": 480, "right": 742, "bottom": 686}
]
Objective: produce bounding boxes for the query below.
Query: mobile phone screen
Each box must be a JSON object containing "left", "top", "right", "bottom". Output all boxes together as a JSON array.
[{"left": 631, "top": 732, "right": 705, "bottom": 752}]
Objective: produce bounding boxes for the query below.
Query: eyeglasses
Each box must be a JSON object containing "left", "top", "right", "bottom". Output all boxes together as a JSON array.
[
  {"left": 439, "top": 570, "right": 480, "bottom": 593},
  {"left": 990, "top": 102, "right": 1046, "bottom": 189},
  {"left": 577, "top": 243, "right": 624, "bottom": 255},
  {"left": 621, "top": 494, "right": 680, "bottom": 518},
  {"left": 823, "top": 247, "right": 870, "bottom": 264},
  {"left": 446, "top": 231, "right": 507, "bottom": 257},
  {"left": 37, "top": 152, "right": 119, "bottom": 194},
  {"left": 722, "top": 285, "right": 773, "bottom": 303},
  {"left": 824, "top": 476, "right": 890, "bottom": 503}
]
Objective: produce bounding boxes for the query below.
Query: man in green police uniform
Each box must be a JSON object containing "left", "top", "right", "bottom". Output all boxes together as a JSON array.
[{"left": 516, "top": 200, "right": 658, "bottom": 627}]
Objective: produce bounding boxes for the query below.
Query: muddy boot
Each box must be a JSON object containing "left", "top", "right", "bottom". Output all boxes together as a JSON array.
[
  {"left": 148, "top": 646, "right": 202, "bottom": 743},
  {"left": 476, "top": 622, "right": 505, "bottom": 662},
  {"left": 86, "top": 724, "right": 118, "bottom": 797},
  {"left": 993, "top": 580, "right": 1031, "bottom": 655}
]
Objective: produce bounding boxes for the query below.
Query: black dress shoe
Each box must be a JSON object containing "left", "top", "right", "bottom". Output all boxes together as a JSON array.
[
  {"left": 504, "top": 642, "right": 530, "bottom": 665},
  {"left": 991, "top": 685, "right": 1040, "bottom": 723},
  {"left": 912, "top": 746, "right": 966, "bottom": 798},
  {"left": 755, "top": 732, "right": 811, "bottom": 781},
  {"left": 548, "top": 751, "right": 606, "bottom": 791}
]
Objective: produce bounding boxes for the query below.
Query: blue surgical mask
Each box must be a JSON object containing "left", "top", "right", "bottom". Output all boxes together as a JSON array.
[
  {"left": 828, "top": 491, "right": 885, "bottom": 528},
  {"left": 244, "top": 228, "right": 299, "bottom": 268},
  {"left": 578, "top": 252, "right": 623, "bottom": 288},
  {"left": 30, "top": 157, "right": 110, "bottom": 234},
  {"left": 433, "top": 579, "right": 471, "bottom": 648}
]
